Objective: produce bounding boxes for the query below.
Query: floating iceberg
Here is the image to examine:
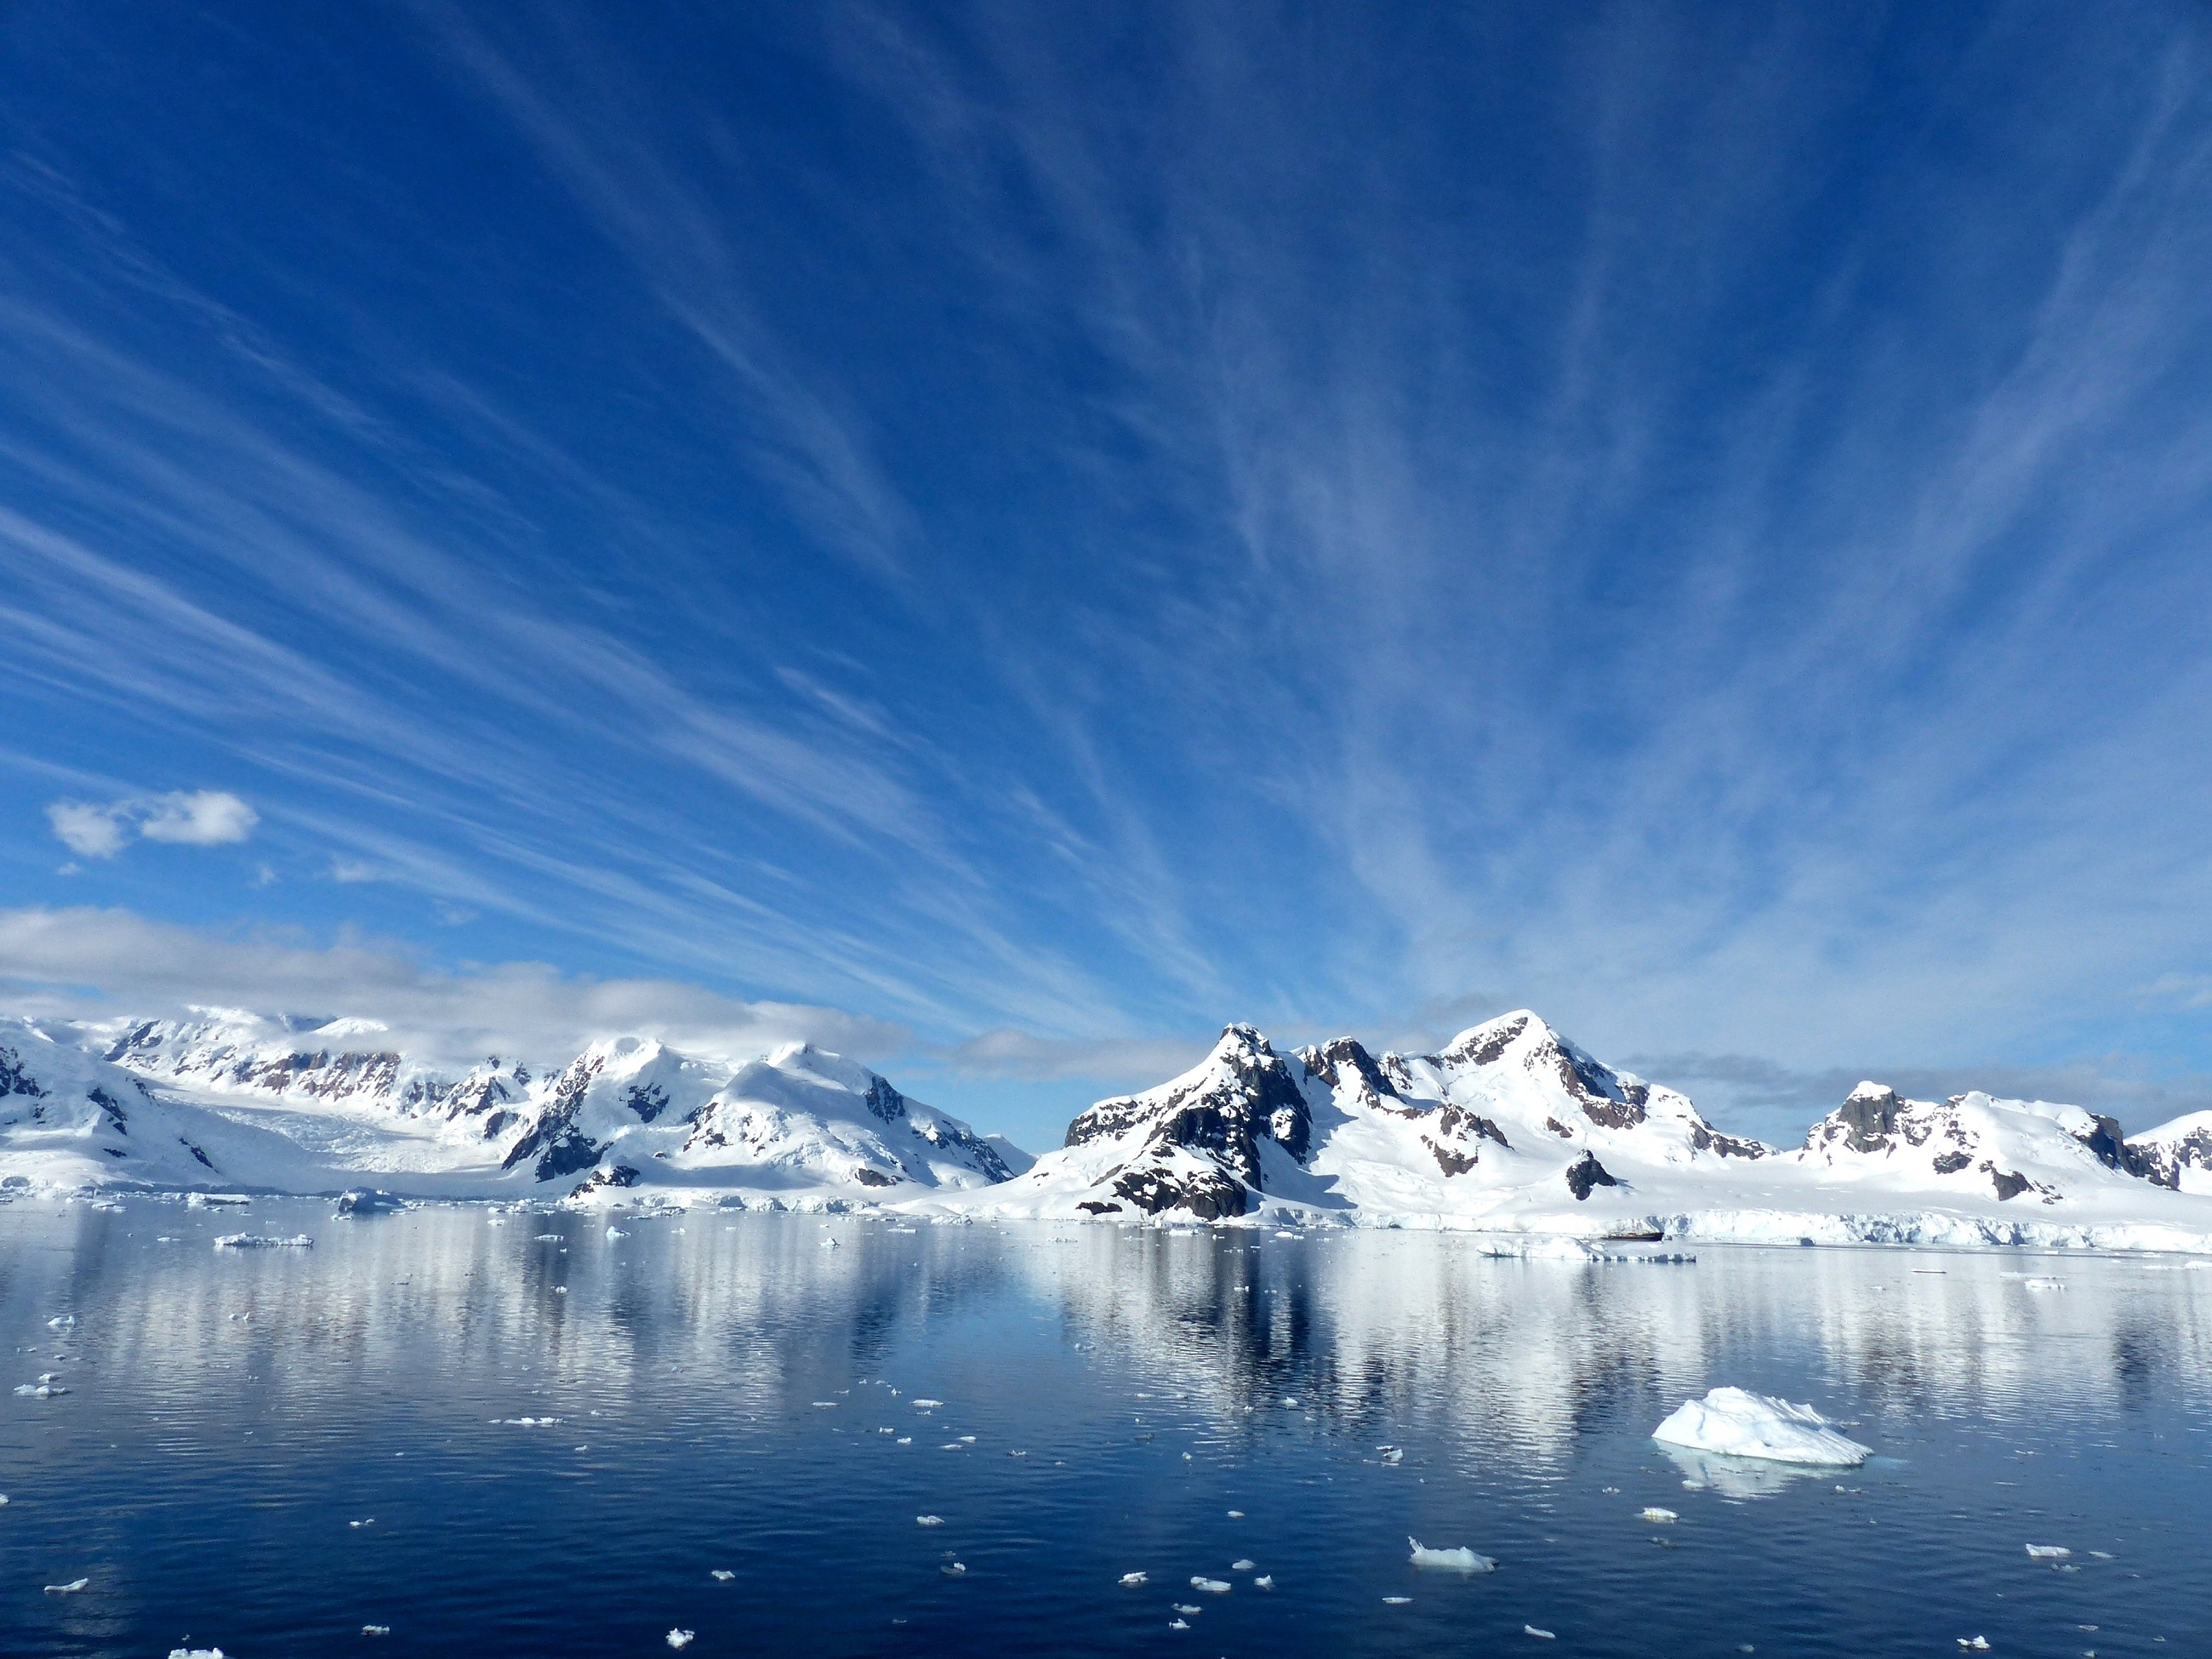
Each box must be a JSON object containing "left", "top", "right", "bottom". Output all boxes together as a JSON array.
[
  {"left": 213, "top": 1234, "right": 313, "bottom": 1250},
  {"left": 1408, "top": 1537, "right": 1496, "bottom": 1571},
  {"left": 1119, "top": 1571, "right": 1148, "bottom": 1587},
  {"left": 1651, "top": 1387, "right": 1870, "bottom": 1466},
  {"left": 2025, "top": 1543, "right": 2070, "bottom": 1559}
]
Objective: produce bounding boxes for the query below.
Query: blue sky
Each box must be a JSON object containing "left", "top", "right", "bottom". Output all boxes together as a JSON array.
[{"left": 3, "top": 2, "right": 2211, "bottom": 1148}]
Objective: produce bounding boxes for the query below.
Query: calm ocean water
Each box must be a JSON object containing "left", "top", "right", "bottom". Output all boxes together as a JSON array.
[{"left": 2, "top": 1200, "right": 2208, "bottom": 1657}]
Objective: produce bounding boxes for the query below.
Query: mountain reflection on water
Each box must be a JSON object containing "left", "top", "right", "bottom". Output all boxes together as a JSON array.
[{"left": 3, "top": 1202, "right": 2209, "bottom": 1657}]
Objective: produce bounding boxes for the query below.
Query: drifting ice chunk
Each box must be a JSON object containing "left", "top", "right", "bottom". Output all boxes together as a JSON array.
[
  {"left": 712, "top": 1570, "right": 734, "bottom": 1581},
  {"left": 213, "top": 1234, "right": 314, "bottom": 1249},
  {"left": 1652, "top": 1388, "right": 1870, "bottom": 1466},
  {"left": 1120, "top": 1571, "right": 1149, "bottom": 1587},
  {"left": 14, "top": 1382, "right": 67, "bottom": 1397},
  {"left": 1231, "top": 1559, "right": 1256, "bottom": 1571},
  {"left": 45, "top": 1577, "right": 89, "bottom": 1593},
  {"left": 1168, "top": 1618, "right": 1189, "bottom": 1629},
  {"left": 1958, "top": 1639, "right": 1989, "bottom": 1651},
  {"left": 912, "top": 1398, "right": 944, "bottom": 1408},
  {"left": 1254, "top": 1574, "right": 1274, "bottom": 1589},
  {"left": 363, "top": 1626, "right": 391, "bottom": 1636},
  {"left": 605, "top": 1228, "right": 628, "bottom": 1240},
  {"left": 1639, "top": 1508, "right": 1678, "bottom": 1524},
  {"left": 1173, "top": 1603, "right": 1202, "bottom": 1615},
  {"left": 917, "top": 1514, "right": 945, "bottom": 1526},
  {"left": 1409, "top": 1537, "right": 1496, "bottom": 1571},
  {"left": 666, "top": 1629, "right": 694, "bottom": 1648},
  {"left": 1525, "top": 1628, "right": 1557, "bottom": 1640},
  {"left": 46, "top": 1314, "right": 75, "bottom": 1328},
  {"left": 168, "top": 1650, "right": 224, "bottom": 1658},
  {"left": 2026, "top": 1544, "right": 2071, "bottom": 1559},
  {"left": 1382, "top": 1595, "right": 1411, "bottom": 1605},
  {"left": 1190, "top": 1576, "right": 1231, "bottom": 1593}
]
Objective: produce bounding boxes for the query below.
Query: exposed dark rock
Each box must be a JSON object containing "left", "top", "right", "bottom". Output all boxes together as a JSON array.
[
  {"left": 1112, "top": 1161, "right": 1248, "bottom": 1219},
  {"left": 1440, "top": 1014, "right": 1528, "bottom": 1069},
  {"left": 1987, "top": 1165, "right": 2032, "bottom": 1202},
  {"left": 1076, "top": 1200, "right": 1122, "bottom": 1214},
  {"left": 864, "top": 1075, "right": 908, "bottom": 1124},
  {"left": 1688, "top": 1123, "right": 1767, "bottom": 1160},
  {"left": 1428, "top": 1138, "right": 1479, "bottom": 1176},
  {"left": 88, "top": 1086, "right": 128, "bottom": 1136},
  {"left": 570, "top": 1163, "right": 640, "bottom": 1195},
  {"left": 1544, "top": 1117, "right": 1575, "bottom": 1138},
  {"left": 1931, "top": 1150, "right": 1972, "bottom": 1174},
  {"left": 1565, "top": 1150, "right": 1619, "bottom": 1200},
  {"left": 625, "top": 1082, "right": 670, "bottom": 1123},
  {"left": 0, "top": 1046, "right": 47, "bottom": 1099},
  {"left": 181, "top": 1137, "right": 214, "bottom": 1169},
  {"left": 852, "top": 1166, "right": 896, "bottom": 1188},
  {"left": 532, "top": 1128, "right": 604, "bottom": 1182},
  {"left": 1831, "top": 1085, "right": 1905, "bottom": 1153},
  {"left": 2072, "top": 1114, "right": 2171, "bottom": 1185}
]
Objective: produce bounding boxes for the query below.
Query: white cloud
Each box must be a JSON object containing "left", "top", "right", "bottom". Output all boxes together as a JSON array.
[
  {"left": 43, "top": 790, "right": 256, "bottom": 859},
  {"left": 0, "top": 904, "right": 905, "bottom": 1071},
  {"left": 46, "top": 800, "right": 129, "bottom": 859},
  {"left": 137, "top": 789, "right": 258, "bottom": 846}
]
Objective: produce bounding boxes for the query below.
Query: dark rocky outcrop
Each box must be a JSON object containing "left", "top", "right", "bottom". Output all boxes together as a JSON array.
[{"left": 1565, "top": 1150, "right": 1619, "bottom": 1200}]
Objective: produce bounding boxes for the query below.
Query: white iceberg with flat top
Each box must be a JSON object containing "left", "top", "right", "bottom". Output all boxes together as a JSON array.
[{"left": 1651, "top": 1387, "right": 1870, "bottom": 1465}]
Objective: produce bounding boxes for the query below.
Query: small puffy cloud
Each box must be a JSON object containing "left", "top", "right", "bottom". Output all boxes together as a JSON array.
[
  {"left": 138, "top": 790, "right": 259, "bottom": 847},
  {"left": 47, "top": 801, "right": 130, "bottom": 859},
  {"left": 44, "top": 790, "right": 258, "bottom": 859}
]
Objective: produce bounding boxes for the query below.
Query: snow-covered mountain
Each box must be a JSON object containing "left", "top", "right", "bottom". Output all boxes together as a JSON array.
[
  {"left": 10, "top": 1003, "right": 2212, "bottom": 1250},
  {"left": 0, "top": 1011, "right": 1011, "bottom": 1205},
  {"left": 926, "top": 1011, "right": 2212, "bottom": 1250}
]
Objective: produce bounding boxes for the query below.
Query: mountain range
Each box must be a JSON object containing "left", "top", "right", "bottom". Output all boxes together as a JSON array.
[{"left": 4, "top": 1006, "right": 2210, "bottom": 1249}]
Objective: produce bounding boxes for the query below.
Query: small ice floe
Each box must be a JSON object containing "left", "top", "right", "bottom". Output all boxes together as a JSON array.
[
  {"left": 1525, "top": 1628, "right": 1557, "bottom": 1640},
  {"left": 1168, "top": 1618, "right": 1189, "bottom": 1630},
  {"left": 533, "top": 1234, "right": 563, "bottom": 1241},
  {"left": 1380, "top": 1447, "right": 1405, "bottom": 1465},
  {"left": 2089, "top": 1551, "right": 2114, "bottom": 1559},
  {"left": 1409, "top": 1537, "right": 1496, "bottom": 1571},
  {"left": 1173, "top": 1602, "right": 1202, "bottom": 1615},
  {"left": 812, "top": 1400, "right": 838, "bottom": 1409},
  {"left": 1190, "top": 1576, "right": 1231, "bottom": 1593},
  {"left": 712, "top": 1569, "right": 734, "bottom": 1581},
  {"left": 941, "top": 1561, "right": 966, "bottom": 1576},
  {"left": 917, "top": 1514, "right": 945, "bottom": 1526},
  {"left": 912, "top": 1398, "right": 944, "bottom": 1409},
  {"left": 1382, "top": 1595, "right": 1412, "bottom": 1605},
  {"left": 2027, "top": 1544, "right": 2072, "bottom": 1559},
  {"left": 363, "top": 1626, "right": 391, "bottom": 1636},
  {"left": 666, "top": 1629, "right": 695, "bottom": 1648},
  {"left": 553, "top": 1286, "right": 567, "bottom": 1296},
  {"left": 940, "top": 1443, "right": 965, "bottom": 1451},
  {"left": 349, "top": 1518, "right": 374, "bottom": 1528},
  {"left": 897, "top": 1436, "right": 912, "bottom": 1445},
  {"left": 1227, "top": 1509, "right": 1245, "bottom": 1519},
  {"left": 2023, "top": 1278, "right": 2064, "bottom": 1291},
  {"left": 15, "top": 1376, "right": 68, "bottom": 1397},
  {"left": 1119, "top": 1571, "right": 1149, "bottom": 1588},
  {"left": 1231, "top": 1559, "right": 1256, "bottom": 1571},
  {"left": 1957, "top": 1639, "right": 1990, "bottom": 1651},
  {"left": 1639, "top": 1508, "right": 1678, "bottom": 1525},
  {"left": 168, "top": 1649, "right": 224, "bottom": 1658},
  {"left": 213, "top": 1234, "right": 314, "bottom": 1250},
  {"left": 497, "top": 1416, "right": 562, "bottom": 1427},
  {"left": 45, "top": 1576, "right": 89, "bottom": 1593},
  {"left": 1254, "top": 1575, "right": 1274, "bottom": 1590},
  {"left": 46, "top": 1314, "right": 75, "bottom": 1329},
  {"left": 1275, "top": 1230, "right": 1299, "bottom": 1240},
  {"left": 605, "top": 1228, "right": 628, "bottom": 1240},
  {"left": 1652, "top": 1388, "right": 1870, "bottom": 1466}
]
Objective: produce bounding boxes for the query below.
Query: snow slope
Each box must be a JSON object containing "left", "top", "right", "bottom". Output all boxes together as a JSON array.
[
  {"left": 920, "top": 1012, "right": 2212, "bottom": 1250},
  {"left": 1, "top": 1012, "right": 1011, "bottom": 1206}
]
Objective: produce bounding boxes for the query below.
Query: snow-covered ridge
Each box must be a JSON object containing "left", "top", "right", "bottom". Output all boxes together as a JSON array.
[
  {"left": 921, "top": 1010, "right": 2212, "bottom": 1250},
  {"left": 9, "top": 1003, "right": 2212, "bottom": 1251},
  {"left": 1, "top": 1011, "right": 1009, "bottom": 1206}
]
